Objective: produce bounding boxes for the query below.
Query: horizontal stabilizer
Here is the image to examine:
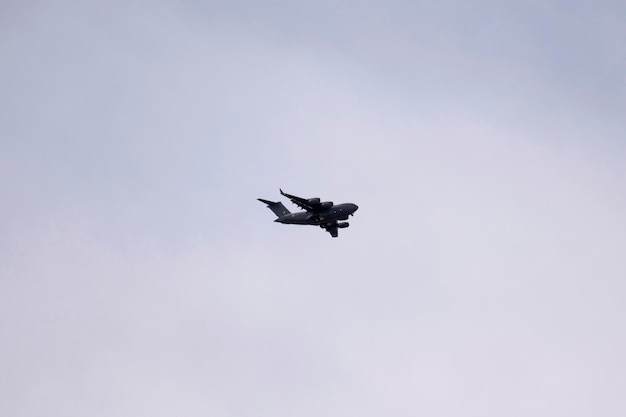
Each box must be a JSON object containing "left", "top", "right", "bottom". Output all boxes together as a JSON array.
[{"left": 257, "top": 198, "right": 291, "bottom": 217}]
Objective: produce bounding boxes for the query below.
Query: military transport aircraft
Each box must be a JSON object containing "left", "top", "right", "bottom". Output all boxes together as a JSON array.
[{"left": 258, "top": 189, "right": 358, "bottom": 237}]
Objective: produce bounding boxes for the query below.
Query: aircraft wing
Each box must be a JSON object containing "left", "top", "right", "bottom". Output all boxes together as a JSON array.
[
  {"left": 326, "top": 223, "right": 339, "bottom": 237},
  {"left": 324, "top": 223, "right": 339, "bottom": 238},
  {"left": 280, "top": 189, "right": 319, "bottom": 212}
]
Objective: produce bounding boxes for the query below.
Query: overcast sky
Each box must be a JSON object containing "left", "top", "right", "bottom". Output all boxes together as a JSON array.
[{"left": 2, "top": 1, "right": 626, "bottom": 416}]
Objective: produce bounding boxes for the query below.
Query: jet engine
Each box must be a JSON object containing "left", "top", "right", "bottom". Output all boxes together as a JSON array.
[
  {"left": 320, "top": 201, "right": 333, "bottom": 210},
  {"left": 307, "top": 198, "right": 321, "bottom": 205},
  {"left": 337, "top": 222, "right": 349, "bottom": 229}
]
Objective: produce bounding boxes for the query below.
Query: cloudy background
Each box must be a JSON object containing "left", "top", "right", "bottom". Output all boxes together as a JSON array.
[{"left": 2, "top": 1, "right": 626, "bottom": 416}]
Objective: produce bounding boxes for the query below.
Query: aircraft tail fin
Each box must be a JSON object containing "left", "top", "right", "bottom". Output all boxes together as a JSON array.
[{"left": 257, "top": 198, "right": 291, "bottom": 217}]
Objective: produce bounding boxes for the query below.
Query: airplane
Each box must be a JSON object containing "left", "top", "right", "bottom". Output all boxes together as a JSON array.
[{"left": 258, "top": 189, "right": 358, "bottom": 237}]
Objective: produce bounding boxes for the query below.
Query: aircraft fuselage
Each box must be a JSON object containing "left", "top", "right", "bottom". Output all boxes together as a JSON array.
[{"left": 274, "top": 203, "right": 358, "bottom": 225}]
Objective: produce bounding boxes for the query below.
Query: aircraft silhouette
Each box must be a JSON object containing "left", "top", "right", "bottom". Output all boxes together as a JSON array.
[{"left": 258, "top": 189, "right": 358, "bottom": 237}]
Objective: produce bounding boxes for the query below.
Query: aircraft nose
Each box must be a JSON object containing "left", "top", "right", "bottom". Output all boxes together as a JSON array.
[{"left": 352, "top": 204, "right": 359, "bottom": 212}]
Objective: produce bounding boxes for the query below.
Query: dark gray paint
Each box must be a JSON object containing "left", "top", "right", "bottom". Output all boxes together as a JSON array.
[{"left": 258, "top": 190, "right": 358, "bottom": 237}]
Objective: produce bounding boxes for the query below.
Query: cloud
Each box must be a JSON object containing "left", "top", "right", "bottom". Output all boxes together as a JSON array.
[{"left": 1, "top": 1, "right": 626, "bottom": 416}]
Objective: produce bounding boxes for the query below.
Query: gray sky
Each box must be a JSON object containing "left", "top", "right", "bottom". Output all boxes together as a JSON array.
[{"left": 2, "top": 1, "right": 626, "bottom": 416}]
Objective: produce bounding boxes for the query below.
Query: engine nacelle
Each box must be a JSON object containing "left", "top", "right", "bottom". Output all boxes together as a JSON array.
[
  {"left": 320, "top": 201, "right": 333, "bottom": 210},
  {"left": 337, "top": 222, "right": 349, "bottom": 229},
  {"left": 307, "top": 198, "right": 321, "bottom": 205}
]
